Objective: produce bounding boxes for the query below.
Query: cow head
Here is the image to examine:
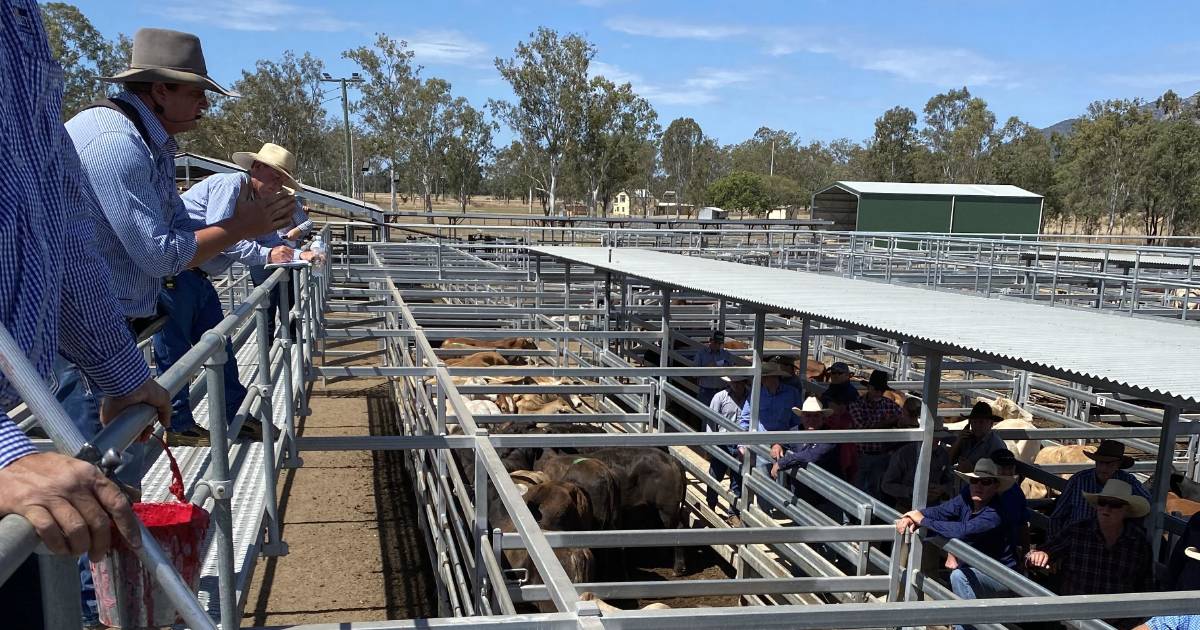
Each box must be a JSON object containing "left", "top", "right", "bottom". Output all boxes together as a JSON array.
[{"left": 523, "top": 481, "right": 594, "bottom": 531}]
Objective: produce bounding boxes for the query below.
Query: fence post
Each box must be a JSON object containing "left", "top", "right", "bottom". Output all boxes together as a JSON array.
[
  {"left": 904, "top": 347, "right": 942, "bottom": 602},
  {"left": 199, "top": 331, "right": 238, "bottom": 630},
  {"left": 277, "top": 271, "right": 302, "bottom": 469},
  {"left": 255, "top": 299, "right": 287, "bottom": 557}
]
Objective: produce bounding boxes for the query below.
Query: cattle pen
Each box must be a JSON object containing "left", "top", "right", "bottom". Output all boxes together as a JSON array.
[{"left": 2, "top": 224, "right": 1200, "bottom": 629}]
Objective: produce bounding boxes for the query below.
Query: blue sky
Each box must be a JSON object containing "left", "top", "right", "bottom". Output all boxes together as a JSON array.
[{"left": 68, "top": 0, "right": 1200, "bottom": 145}]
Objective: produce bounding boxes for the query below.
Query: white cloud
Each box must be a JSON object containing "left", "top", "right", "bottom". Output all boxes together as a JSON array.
[
  {"left": 163, "top": 0, "right": 357, "bottom": 32},
  {"left": 405, "top": 30, "right": 489, "bottom": 66},
  {"left": 591, "top": 61, "right": 761, "bottom": 106},
  {"left": 856, "top": 47, "right": 1011, "bottom": 87},
  {"left": 604, "top": 16, "right": 747, "bottom": 40},
  {"left": 1101, "top": 72, "right": 1200, "bottom": 89}
]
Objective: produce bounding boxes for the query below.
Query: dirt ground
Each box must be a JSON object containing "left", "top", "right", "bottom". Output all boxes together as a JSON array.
[{"left": 241, "top": 342, "right": 437, "bottom": 626}]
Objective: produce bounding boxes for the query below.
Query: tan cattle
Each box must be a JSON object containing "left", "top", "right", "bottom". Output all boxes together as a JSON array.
[
  {"left": 1020, "top": 444, "right": 1091, "bottom": 499},
  {"left": 444, "top": 351, "right": 509, "bottom": 367},
  {"left": 443, "top": 337, "right": 537, "bottom": 350},
  {"left": 945, "top": 397, "right": 1040, "bottom": 465},
  {"left": 579, "top": 592, "right": 670, "bottom": 611}
]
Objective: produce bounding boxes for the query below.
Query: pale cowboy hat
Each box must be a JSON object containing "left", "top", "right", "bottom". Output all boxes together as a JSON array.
[
  {"left": 1083, "top": 479, "right": 1151, "bottom": 518},
  {"left": 100, "top": 28, "right": 238, "bottom": 97},
  {"left": 720, "top": 375, "right": 749, "bottom": 384},
  {"left": 954, "top": 458, "right": 1016, "bottom": 493},
  {"left": 232, "top": 143, "right": 303, "bottom": 193},
  {"left": 1186, "top": 546, "right": 1200, "bottom": 562},
  {"left": 792, "top": 397, "right": 832, "bottom": 417}
]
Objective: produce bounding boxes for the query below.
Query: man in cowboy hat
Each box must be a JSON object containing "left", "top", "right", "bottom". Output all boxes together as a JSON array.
[
  {"left": 948, "top": 401, "right": 1007, "bottom": 474},
  {"left": 1047, "top": 439, "right": 1151, "bottom": 537},
  {"left": 770, "top": 397, "right": 839, "bottom": 480},
  {"left": 882, "top": 397, "right": 953, "bottom": 511},
  {"left": 848, "top": 368, "right": 904, "bottom": 499},
  {"left": 1027, "top": 479, "right": 1153, "bottom": 619},
  {"left": 61, "top": 28, "right": 296, "bottom": 447},
  {"left": 819, "top": 361, "right": 860, "bottom": 407},
  {"left": 706, "top": 374, "right": 749, "bottom": 516},
  {"left": 736, "top": 360, "right": 804, "bottom": 490},
  {"left": 1164, "top": 511, "right": 1200, "bottom": 590},
  {"left": 150, "top": 143, "right": 322, "bottom": 445},
  {"left": 897, "top": 458, "right": 1020, "bottom": 616},
  {"left": 693, "top": 331, "right": 736, "bottom": 405}
]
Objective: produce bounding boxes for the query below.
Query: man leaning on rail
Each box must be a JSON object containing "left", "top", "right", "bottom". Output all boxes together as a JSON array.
[
  {"left": 60, "top": 28, "right": 296, "bottom": 448},
  {"left": 167, "top": 142, "right": 321, "bottom": 445},
  {"left": 0, "top": 3, "right": 173, "bottom": 627}
]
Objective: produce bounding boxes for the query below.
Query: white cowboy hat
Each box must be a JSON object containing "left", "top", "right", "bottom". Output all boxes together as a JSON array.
[
  {"left": 1083, "top": 479, "right": 1151, "bottom": 518},
  {"left": 232, "top": 143, "right": 302, "bottom": 193},
  {"left": 954, "top": 458, "right": 1016, "bottom": 493},
  {"left": 792, "top": 397, "right": 831, "bottom": 416},
  {"left": 720, "top": 375, "right": 749, "bottom": 383},
  {"left": 100, "top": 28, "right": 238, "bottom": 97},
  {"left": 1186, "top": 546, "right": 1200, "bottom": 562}
]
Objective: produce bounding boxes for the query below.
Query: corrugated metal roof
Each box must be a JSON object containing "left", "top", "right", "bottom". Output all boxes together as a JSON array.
[
  {"left": 533, "top": 246, "right": 1200, "bottom": 406},
  {"left": 832, "top": 181, "right": 1042, "bottom": 199}
]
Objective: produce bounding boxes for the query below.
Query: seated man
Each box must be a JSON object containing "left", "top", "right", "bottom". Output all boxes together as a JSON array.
[
  {"left": 978, "top": 448, "right": 1029, "bottom": 556},
  {"left": 1027, "top": 479, "right": 1153, "bottom": 629},
  {"left": 1047, "top": 439, "right": 1151, "bottom": 537},
  {"left": 948, "top": 401, "right": 1007, "bottom": 475},
  {"left": 1165, "top": 513, "right": 1200, "bottom": 590},
  {"left": 769, "top": 397, "right": 839, "bottom": 480},
  {"left": 881, "top": 397, "right": 952, "bottom": 511},
  {"left": 896, "top": 458, "right": 1018, "bottom": 624}
]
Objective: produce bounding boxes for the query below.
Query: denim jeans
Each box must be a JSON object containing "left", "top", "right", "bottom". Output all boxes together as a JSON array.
[
  {"left": 152, "top": 270, "right": 246, "bottom": 432},
  {"left": 250, "top": 264, "right": 298, "bottom": 340},
  {"left": 854, "top": 450, "right": 892, "bottom": 500},
  {"left": 950, "top": 566, "right": 1010, "bottom": 630},
  {"left": 706, "top": 445, "right": 742, "bottom": 511}
]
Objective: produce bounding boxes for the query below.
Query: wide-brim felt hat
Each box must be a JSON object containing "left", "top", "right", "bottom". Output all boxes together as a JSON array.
[
  {"left": 232, "top": 143, "right": 302, "bottom": 193},
  {"left": 867, "top": 369, "right": 891, "bottom": 391},
  {"left": 953, "top": 458, "right": 1016, "bottom": 492},
  {"left": 761, "top": 362, "right": 791, "bottom": 377},
  {"left": 100, "top": 28, "right": 239, "bottom": 97},
  {"left": 960, "top": 401, "right": 1003, "bottom": 422},
  {"left": 1084, "top": 439, "right": 1135, "bottom": 469},
  {"left": 1083, "top": 479, "right": 1150, "bottom": 518}
]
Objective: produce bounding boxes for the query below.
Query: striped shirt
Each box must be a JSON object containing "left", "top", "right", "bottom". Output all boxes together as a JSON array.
[
  {"left": 256, "top": 201, "right": 313, "bottom": 249},
  {"left": 0, "top": 0, "right": 150, "bottom": 467},
  {"left": 182, "top": 172, "right": 269, "bottom": 275},
  {"left": 65, "top": 91, "right": 198, "bottom": 317}
]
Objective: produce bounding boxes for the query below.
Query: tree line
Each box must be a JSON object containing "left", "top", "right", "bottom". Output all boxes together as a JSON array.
[{"left": 42, "top": 2, "right": 1200, "bottom": 234}]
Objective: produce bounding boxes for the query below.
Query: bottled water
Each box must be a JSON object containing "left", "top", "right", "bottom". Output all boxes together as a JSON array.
[{"left": 309, "top": 235, "right": 325, "bottom": 278}]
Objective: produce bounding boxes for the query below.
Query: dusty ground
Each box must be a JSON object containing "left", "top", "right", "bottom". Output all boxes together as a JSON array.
[{"left": 241, "top": 340, "right": 437, "bottom": 626}]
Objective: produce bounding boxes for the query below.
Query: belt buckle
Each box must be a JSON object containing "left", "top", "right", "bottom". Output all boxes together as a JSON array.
[{"left": 164, "top": 275, "right": 176, "bottom": 290}]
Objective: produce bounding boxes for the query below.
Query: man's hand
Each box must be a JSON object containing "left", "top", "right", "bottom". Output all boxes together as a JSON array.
[
  {"left": 99, "top": 378, "right": 172, "bottom": 441},
  {"left": 895, "top": 515, "right": 916, "bottom": 534},
  {"left": 0, "top": 453, "right": 141, "bottom": 559},
  {"left": 1025, "top": 550, "right": 1050, "bottom": 569},
  {"left": 268, "top": 245, "right": 295, "bottom": 264},
  {"left": 232, "top": 184, "right": 295, "bottom": 238},
  {"left": 944, "top": 553, "right": 959, "bottom": 570},
  {"left": 770, "top": 443, "right": 784, "bottom": 460},
  {"left": 285, "top": 226, "right": 304, "bottom": 241},
  {"left": 299, "top": 250, "right": 321, "bottom": 263},
  {"left": 770, "top": 462, "right": 781, "bottom": 480}
]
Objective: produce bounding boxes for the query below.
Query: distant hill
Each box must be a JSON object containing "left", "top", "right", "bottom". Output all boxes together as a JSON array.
[{"left": 1039, "top": 90, "right": 1200, "bottom": 138}]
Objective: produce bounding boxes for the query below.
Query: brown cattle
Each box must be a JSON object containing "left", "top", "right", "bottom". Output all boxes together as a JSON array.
[
  {"left": 511, "top": 395, "right": 578, "bottom": 415},
  {"left": 443, "top": 337, "right": 537, "bottom": 350},
  {"left": 723, "top": 339, "right": 749, "bottom": 350},
  {"left": 805, "top": 359, "right": 829, "bottom": 381},
  {"left": 536, "top": 454, "right": 621, "bottom": 530},
  {"left": 444, "top": 351, "right": 509, "bottom": 367},
  {"left": 1167, "top": 493, "right": 1200, "bottom": 519},
  {"left": 883, "top": 390, "right": 907, "bottom": 407}
]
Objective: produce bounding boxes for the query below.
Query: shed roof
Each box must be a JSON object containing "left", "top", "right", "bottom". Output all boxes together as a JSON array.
[
  {"left": 827, "top": 181, "right": 1042, "bottom": 199},
  {"left": 531, "top": 246, "right": 1200, "bottom": 406}
]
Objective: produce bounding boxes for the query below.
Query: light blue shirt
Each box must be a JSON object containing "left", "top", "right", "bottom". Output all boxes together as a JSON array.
[
  {"left": 737, "top": 383, "right": 803, "bottom": 432},
  {"left": 0, "top": 1, "right": 150, "bottom": 467},
  {"left": 256, "top": 201, "right": 313, "bottom": 249},
  {"left": 181, "top": 172, "right": 269, "bottom": 275},
  {"left": 693, "top": 346, "right": 736, "bottom": 390},
  {"left": 65, "top": 91, "right": 197, "bottom": 317}
]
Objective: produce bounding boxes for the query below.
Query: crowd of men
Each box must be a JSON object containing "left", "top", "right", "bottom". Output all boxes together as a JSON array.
[
  {"left": 0, "top": 10, "right": 320, "bottom": 627},
  {"left": 696, "top": 348, "right": 1199, "bottom": 630}
]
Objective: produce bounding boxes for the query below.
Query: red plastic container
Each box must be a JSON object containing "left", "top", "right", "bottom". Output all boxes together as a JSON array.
[{"left": 91, "top": 441, "right": 211, "bottom": 628}]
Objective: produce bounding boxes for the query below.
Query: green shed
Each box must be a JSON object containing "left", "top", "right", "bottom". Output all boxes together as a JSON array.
[{"left": 810, "top": 181, "right": 1043, "bottom": 234}]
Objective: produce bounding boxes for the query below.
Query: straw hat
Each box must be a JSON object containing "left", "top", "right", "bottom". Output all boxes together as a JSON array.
[
  {"left": 720, "top": 375, "right": 749, "bottom": 384},
  {"left": 100, "top": 28, "right": 238, "bottom": 97},
  {"left": 232, "top": 143, "right": 302, "bottom": 193},
  {"left": 954, "top": 458, "right": 1016, "bottom": 492},
  {"left": 792, "top": 397, "right": 832, "bottom": 417},
  {"left": 1083, "top": 479, "right": 1150, "bottom": 518},
  {"left": 1084, "top": 440, "right": 1135, "bottom": 470},
  {"left": 1186, "top": 546, "right": 1200, "bottom": 562}
]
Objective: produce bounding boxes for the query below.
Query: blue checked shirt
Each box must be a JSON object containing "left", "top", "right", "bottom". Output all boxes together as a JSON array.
[
  {"left": 256, "top": 200, "right": 313, "bottom": 249},
  {"left": 65, "top": 91, "right": 198, "bottom": 318},
  {"left": 182, "top": 173, "right": 270, "bottom": 275},
  {"left": 0, "top": 0, "right": 150, "bottom": 468}
]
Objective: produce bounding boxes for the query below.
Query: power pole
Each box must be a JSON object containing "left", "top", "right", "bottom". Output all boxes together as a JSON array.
[
  {"left": 769, "top": 139, "right": 775, "bottom": 177},
  {"left": 322, "top": 72, "right": 364, "bottom": 198}
]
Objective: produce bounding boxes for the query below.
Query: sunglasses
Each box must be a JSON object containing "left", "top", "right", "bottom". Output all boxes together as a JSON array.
[
  {"left": 1096, "top": 498, "right": 1128, "bottom": 509},
  {"left": 968, "top": 478, "right": 998, "bottom": 487}
]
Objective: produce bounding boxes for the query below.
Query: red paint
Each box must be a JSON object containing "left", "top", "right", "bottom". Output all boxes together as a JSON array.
[{"left": 157, "top": 434, "right": 187, "bottom": 502}]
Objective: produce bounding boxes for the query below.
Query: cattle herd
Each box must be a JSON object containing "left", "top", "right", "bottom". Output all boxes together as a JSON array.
[{"left": 432, "top": 334, "right": 1200, "bottom": 612}]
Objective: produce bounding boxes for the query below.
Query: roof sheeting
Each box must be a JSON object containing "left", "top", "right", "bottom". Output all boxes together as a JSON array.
[
  {"left": 831, "top": 181, "right": 1042, "bottom": 199},
  {"left": 532, "top": 246, "right": 1200, "bottom": 406}
]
